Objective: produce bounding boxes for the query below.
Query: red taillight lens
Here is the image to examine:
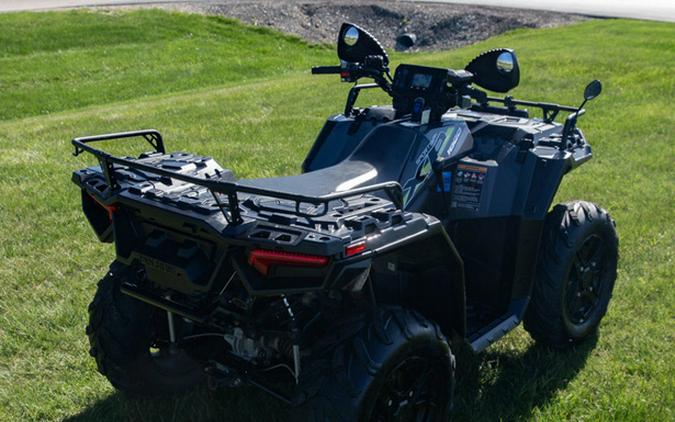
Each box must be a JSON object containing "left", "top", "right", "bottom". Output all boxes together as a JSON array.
[
  {"left": 90, "top": 194, "right": 117, "bottom": 220},
  {"left": 248, "top": 249, "right": 329, "bottom": 276},
  {"left": 345, "top": 241, "right": 366, "bottom": 257}
]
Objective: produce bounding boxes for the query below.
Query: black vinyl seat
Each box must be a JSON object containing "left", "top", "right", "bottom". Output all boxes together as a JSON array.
[
  {"left": 239, "top": 125, "right": 417, "bottom": 197},
  {"left": 239, "top": 160, "right": 377, "bottom": 197}
]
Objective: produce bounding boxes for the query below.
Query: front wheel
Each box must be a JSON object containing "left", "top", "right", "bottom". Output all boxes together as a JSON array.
[
  {"left": 293, "top": 307, "right": 455, "bottom": 422},
  {"left": 86, "top": 262, "right": 205, "bottom": 396},
  {"left": 524, "top": 201, "right": 618, "bottom": 347}
]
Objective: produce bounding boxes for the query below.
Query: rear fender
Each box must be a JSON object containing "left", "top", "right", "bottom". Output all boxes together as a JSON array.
[
  {"left": 80, "top": 189, "right": 114, "bottom": 242},
  {"left": 371, "top": 227, "right": 466, "bottom": 339}
]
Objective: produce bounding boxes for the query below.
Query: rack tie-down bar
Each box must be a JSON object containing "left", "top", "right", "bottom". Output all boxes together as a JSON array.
[
  {"left": 485, "top": 95, "right": 579, "bottom": 123},
  {"left": 72, "top": 130, "right": 404, "bottom": 224}
]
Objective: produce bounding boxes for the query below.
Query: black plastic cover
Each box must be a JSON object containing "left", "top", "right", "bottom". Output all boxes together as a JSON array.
[
  {"left": 337, "top": 22, "right": 389, "bottom": 65},
  {"left": 465, "top": 48, "right": 520, "bottom": 93}
]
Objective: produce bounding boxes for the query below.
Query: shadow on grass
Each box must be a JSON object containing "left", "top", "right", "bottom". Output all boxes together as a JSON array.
[
  {"left": 452, "top": 334, "right": 598, "bottom": 421},
  {"left": 64, "top": 385, "right": 290, "bottom": 422},
  {"left": 65, "top": 335, "right": 596, "bottom": 422}
]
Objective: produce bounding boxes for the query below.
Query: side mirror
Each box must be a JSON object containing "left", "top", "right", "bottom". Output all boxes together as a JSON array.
[
  {"left": 337, "top": 23, "right": 389, "bottom": 66},
  {"left": 465, "top": 48, "right": 520, "bottom": 93},
  {"left": 561, "top": 80, "right": 602, "bottom": 150},
  {"left": 584, "top": 79, "right": 602, "bottom": 101}
]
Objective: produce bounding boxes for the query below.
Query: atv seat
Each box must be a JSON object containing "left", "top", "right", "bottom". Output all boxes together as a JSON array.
[{"left": 239, "top": 125, "right": 416, "bottom": 197}]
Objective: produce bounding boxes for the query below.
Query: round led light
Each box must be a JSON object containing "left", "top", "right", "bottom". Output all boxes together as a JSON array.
[
  {"left": 496, "top": 52, "right": 514, "bottom": 73},
  {"left": 343, "top": 26, "right": 359, "bottom": 46}
]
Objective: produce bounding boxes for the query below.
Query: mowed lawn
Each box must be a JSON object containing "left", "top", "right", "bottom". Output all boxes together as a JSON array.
[{"left": 0, "top": 9, "right": 673, "bottom": 422}]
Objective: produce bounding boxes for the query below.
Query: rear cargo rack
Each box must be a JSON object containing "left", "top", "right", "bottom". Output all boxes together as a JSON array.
[{"left": 72, "top": 130, "right": 404, "bottom": 224}]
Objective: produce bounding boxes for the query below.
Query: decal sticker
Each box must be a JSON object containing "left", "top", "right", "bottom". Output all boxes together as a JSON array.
[
  {"left": 444, "top": 127, "right": 462, "bottom": 157},
  {"left": 451, "top": 163, "right": 487, "bottom": 211},
  {"left": 415, "top": 136, "right": 438, "bottom": 166},
  {"left": 404, "top": 123, "right": 465, "bottom": 206}
]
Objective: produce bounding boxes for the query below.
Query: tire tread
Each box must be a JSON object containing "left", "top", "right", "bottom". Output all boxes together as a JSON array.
[
  {"left": 293, "top": 306, "right": 455, "bottom": 421},
  {"left": 524, "top": 201, "right": 618, "bottom": 347}
]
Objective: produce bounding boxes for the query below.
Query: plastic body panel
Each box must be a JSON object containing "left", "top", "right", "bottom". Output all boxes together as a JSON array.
[{"left": 302, "top": 115, "right": 383, "bottom": 173}]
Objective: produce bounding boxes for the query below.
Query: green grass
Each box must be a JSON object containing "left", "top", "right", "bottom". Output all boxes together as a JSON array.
[
  {"left": 0, "top": 9, "right": 673, "bottom": 422},
  {"left": 0, "top": 10, "right": 333, "bottom": 121}
]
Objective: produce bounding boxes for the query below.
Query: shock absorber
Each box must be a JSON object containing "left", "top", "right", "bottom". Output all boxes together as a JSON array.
[
  {"left": 282, "top": 296, "right": 301, "bottom": 384},
  {"left": 165, "top": 295, "right": 177, "bottom": 353}
]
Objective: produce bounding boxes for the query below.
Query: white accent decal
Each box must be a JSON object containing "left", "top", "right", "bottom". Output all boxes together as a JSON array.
[
  {"left": 446, "top": 128, "right": 462, "bottom": 157},
  {"left": 335, "top": 168, "right": 378, "bottom": 192}
]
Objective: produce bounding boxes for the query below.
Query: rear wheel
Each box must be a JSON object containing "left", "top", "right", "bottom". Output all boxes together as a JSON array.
[
  {"left": 524, "top": 201, "right": 618, "bottom": 347},
  {"left": 293, "top": 306, "right": 455, "bottom": 421},
  {"left": 86, "top": 262, "right": 205, "bottom": 396}
]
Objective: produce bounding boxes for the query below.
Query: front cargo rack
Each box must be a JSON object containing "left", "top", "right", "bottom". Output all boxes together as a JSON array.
[{"left": 72, "top": 130, "right": 404, "bottom": 224}]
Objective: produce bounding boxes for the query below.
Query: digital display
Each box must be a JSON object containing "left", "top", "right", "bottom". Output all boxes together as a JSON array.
[
  {"left": 392, "top": 64, "right": 451, "bottom": 120},
  {"left": 410, "top": 73, "right": 433, "bottom": 89}
]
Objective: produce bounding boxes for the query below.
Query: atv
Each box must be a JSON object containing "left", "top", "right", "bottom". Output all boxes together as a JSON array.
[{"left": 72, "top": 23, "right": 618, "bottom": 421}]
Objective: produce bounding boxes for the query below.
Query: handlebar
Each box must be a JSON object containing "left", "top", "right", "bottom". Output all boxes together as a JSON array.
[{"left": 311, "top": 66, "right": 343, "bottom": 75}]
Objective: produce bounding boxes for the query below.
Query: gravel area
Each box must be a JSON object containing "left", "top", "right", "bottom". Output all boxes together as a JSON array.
[{"left": 146, "top": 0, "right": 586, "bottom": 51}]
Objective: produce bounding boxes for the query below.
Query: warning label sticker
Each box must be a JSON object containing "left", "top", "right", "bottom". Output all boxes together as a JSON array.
[{"left": 451, "top": 163, "right": 487, "bottom": 211}]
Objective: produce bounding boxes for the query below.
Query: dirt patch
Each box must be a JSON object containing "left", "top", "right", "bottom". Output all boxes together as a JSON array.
[{"left": 152, "top": 1, "right": 586, "bottom": 51}]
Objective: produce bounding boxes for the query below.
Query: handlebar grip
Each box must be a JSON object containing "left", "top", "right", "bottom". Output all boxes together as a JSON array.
[{"left": 311, "top": 66, "right": 343, "bottom": 75}]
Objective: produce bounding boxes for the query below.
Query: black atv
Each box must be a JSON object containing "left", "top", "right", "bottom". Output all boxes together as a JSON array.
[{"left": 72, "top": 23, "right": 618, "bottom": 421}]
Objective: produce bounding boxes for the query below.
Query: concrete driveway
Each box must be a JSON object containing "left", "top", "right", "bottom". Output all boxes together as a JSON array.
[
  {"left": 0, "top": 0, "right": 186, "bottom": 12},
  {"left": 411, "top": 0, "right": 675, "bottom": 22},
  {"left": 0, "top": 0, "right": 673, "bottom": 22}
]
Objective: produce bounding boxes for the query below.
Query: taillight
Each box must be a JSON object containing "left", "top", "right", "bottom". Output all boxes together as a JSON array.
[
  {"left": 90, "top": 194, "right": 117, "bottom": 220},
  {"left": 345, "top": 241, "right": 366, "bottom": 257},
  {"left": 248, "top": 249, "right": 329, "bottom": 276}
]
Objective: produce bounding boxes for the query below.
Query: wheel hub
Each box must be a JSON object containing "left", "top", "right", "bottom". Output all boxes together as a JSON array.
[
  {"left": 374, "top": 356, "right": 446, "bottom": 421},
  {"left": 565, "top": 234, "right": 606, "bottom": 325}
]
